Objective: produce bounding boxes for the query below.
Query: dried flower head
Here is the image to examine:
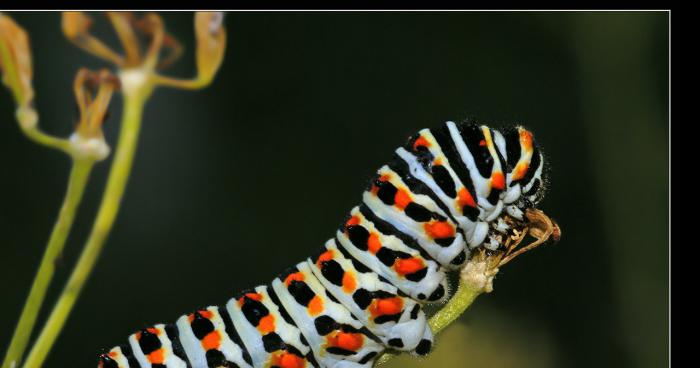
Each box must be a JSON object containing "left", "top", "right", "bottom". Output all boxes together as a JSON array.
[
  {"left": 69, "top": 68, "right": 118, "bottom": 160},
  {"left": 61, "top": 11, "right": 226, "bottom": 91},
  {"left": 73, "top": 68, "right": 119, "bottom": 138}
]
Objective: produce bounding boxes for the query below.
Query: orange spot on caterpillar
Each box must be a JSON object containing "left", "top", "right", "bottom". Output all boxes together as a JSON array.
[
  {"left": 371, "top": 175, "right": 391, "bottom": 196},
  {"left": 367, "top": 233, "right": 382, "bottom": 254},
  {"left": 520, "top": 129, "right": 533, "bottom": 150},
  {"left": 370, "top": 297, "right": 404, "bottom": 317},
  {"left": 424, "top": 221, "right": 455, "bottom": 239},
  {"left": 479, "top": 139, "right": 486, "bottom": 146},
  {"left": 189, "top": 310, "right": 213, "bottom": 322},
  {"left": 317, "top": 250, "right": 334, "bottom": 267},
  {"left": 433, "top": 158, "right": 442, "bottom": 166},
  {"left": 491, "top": 172, "right": 505, "bottom": 190},
  {"left": 512, "top": 162, "right": 529, "bottom": 181},
  {"left": 394, "top": 257, "right": 424, "bottom": 276},
  {"left": 346, "top": 216, "right": 360, "bottom": 227},
  {"left": 201, "top": 331, "right": 221, "bottom": 350},
  {"left": 457, "top": 188, "right": 477, "bottom": 208},
  {"left": 394, "top": 188, "right": 412, "bottom": 209},
  {"left": 258, "top": 314, "right": 276, "bottom": 334},
  {"left": 147, "top": 348, "right": 164, "bottom": 364},
  {"left": 146, "top": 327, "right": 159, "bottom": 336},
  {"left": 342, "top": 272, "right": 356, "bottom": 292},
  {"left": 284, "top": 272, "right": 305, "bottom": 286},
  {"left": 238, "top": 293, "right": 263, "bottom": 306},
  {"left": 328, "top": 332, "right": 364, "bottom": 352},
  {"left": 272, "top": 352, "right": 307, "bottom": 368},
  {"left": 199, "top": 310, "right": 213, "bottom": 319},
  {"left": 412, "top": 136, "right": 431, "bottom": 151},
  {"left": 108, "top": 351, "right": 117, "bottom": 358},
  {"left": 308, "top": 295, "right": 323, "bottom": 316}
]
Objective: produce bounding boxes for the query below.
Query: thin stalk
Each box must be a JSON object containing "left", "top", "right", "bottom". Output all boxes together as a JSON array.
[
  {"left": 1, "top": 160, "right": 93, "bottom": 368},
  {"left": 428, "top": 279, "right": 482, "bottom": 335},
  {"left": 22, "top": 86, "right": 149, "bottom": 368},
  {"left": 18, "top": 124, "right": 71, "bottom": 154}
]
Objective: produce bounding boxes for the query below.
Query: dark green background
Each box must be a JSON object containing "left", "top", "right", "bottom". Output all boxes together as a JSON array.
[{"left": 0, "top": 12, "right": 669, "bottom": 367}]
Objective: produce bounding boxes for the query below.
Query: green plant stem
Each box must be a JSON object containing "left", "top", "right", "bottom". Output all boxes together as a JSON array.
[
  {"left": 374, "top": 278, "right": 484, "bottom": 367},
  {"left": 1, "top": 160, "right": 93, "bottom": 368},
  {"left": 427, "top": 278, "right": 482, "bottom": 335},
  {"left": 22, "top": 85, "right": 150, "bottom": 368},
  {"left": 18, "top": 124, "right": 71, "bottom": 154}
]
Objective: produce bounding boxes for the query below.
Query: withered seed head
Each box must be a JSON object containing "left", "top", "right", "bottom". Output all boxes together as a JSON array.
[
  {"left": 73, "top": 68, "right": 119, "bottom": 139},
  {"left": 61, "top": 11, "right": 227, "bottom": 91}
]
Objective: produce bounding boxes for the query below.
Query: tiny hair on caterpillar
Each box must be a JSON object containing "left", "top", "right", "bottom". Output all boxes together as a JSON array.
[{"left": 98, "top": 120, "right": 557, "bottom": 368}]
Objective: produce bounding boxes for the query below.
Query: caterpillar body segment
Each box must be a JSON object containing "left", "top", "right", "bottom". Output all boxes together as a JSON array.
[
  {"left": 499, "top": 126, "right": 545, "bottom": 208},
  {"left": 226, "top": 286, "right": 314, "bottom": 368},
  {"left": 271, "top": 262, "right": 384, "bottom": 368},
  {"left": 395, "top": 128, "right": 489, "bottom": 248},
  {"left": 308, "top": 239, "right": 433, "bottom": 355},
  {"left": 176, "top": 306, "right": 253, "bottom": 368},
  {"left": 128, "top": 324, "right": 188, "bottom": 368},
  {"left": 443, "top": 122, "right": 506, "bottom": 220},
  {"left": 98, "top": 121, "right": 548, "bottom": 368},
  {"left": 362, "top": 165, "right": 466, "bottom": 269},
  {"left": 336, "top": 206, "right": 447, "bottom": 303},
  {"left": 98, "top": 346, "right": 135, "bottom": 368}
]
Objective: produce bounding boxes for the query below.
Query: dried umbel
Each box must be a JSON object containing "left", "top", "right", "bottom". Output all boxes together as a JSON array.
[
  {"left": 61, "top": 11, "right": 227, "bottom": 91},
  {"left": 1, "top": 14, "right": 120, "bottom": 161}
]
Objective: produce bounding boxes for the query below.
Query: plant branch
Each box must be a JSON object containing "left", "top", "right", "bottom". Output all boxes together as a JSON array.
[
  {"left": 1, "top": 160, "right": 93, "bottom": 368},
  {"left": 21, "top": 77, "right": 151, "bottom": 368}
]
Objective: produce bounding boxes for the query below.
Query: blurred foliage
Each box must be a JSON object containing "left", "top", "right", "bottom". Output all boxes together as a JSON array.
[{"left": 0, "top": 12, "right": 668, "bottom": 367}]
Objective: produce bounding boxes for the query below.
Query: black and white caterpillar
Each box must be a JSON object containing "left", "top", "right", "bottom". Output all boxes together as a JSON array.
[{"left": 98, "top": 120, "right": 547, "bottom": 368}]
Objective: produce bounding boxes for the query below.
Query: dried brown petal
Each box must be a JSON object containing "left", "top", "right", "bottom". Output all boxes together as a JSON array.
[
  {"left": 0, "top": 14, "right": 34, "bottom": 107},
  {"left": 62, "top": 11, "right": 92, "bottom": 40},
  {"left": 194, "top": 12, "right": 226, "bottom": 86},
  {"left": 62, "top": 11, "right": 124, "bottom": 66}
]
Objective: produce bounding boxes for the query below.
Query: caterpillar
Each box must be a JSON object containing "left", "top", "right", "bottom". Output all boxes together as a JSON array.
[{"left": 98, "top": 120, "right": 548, "bottom": 368}]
